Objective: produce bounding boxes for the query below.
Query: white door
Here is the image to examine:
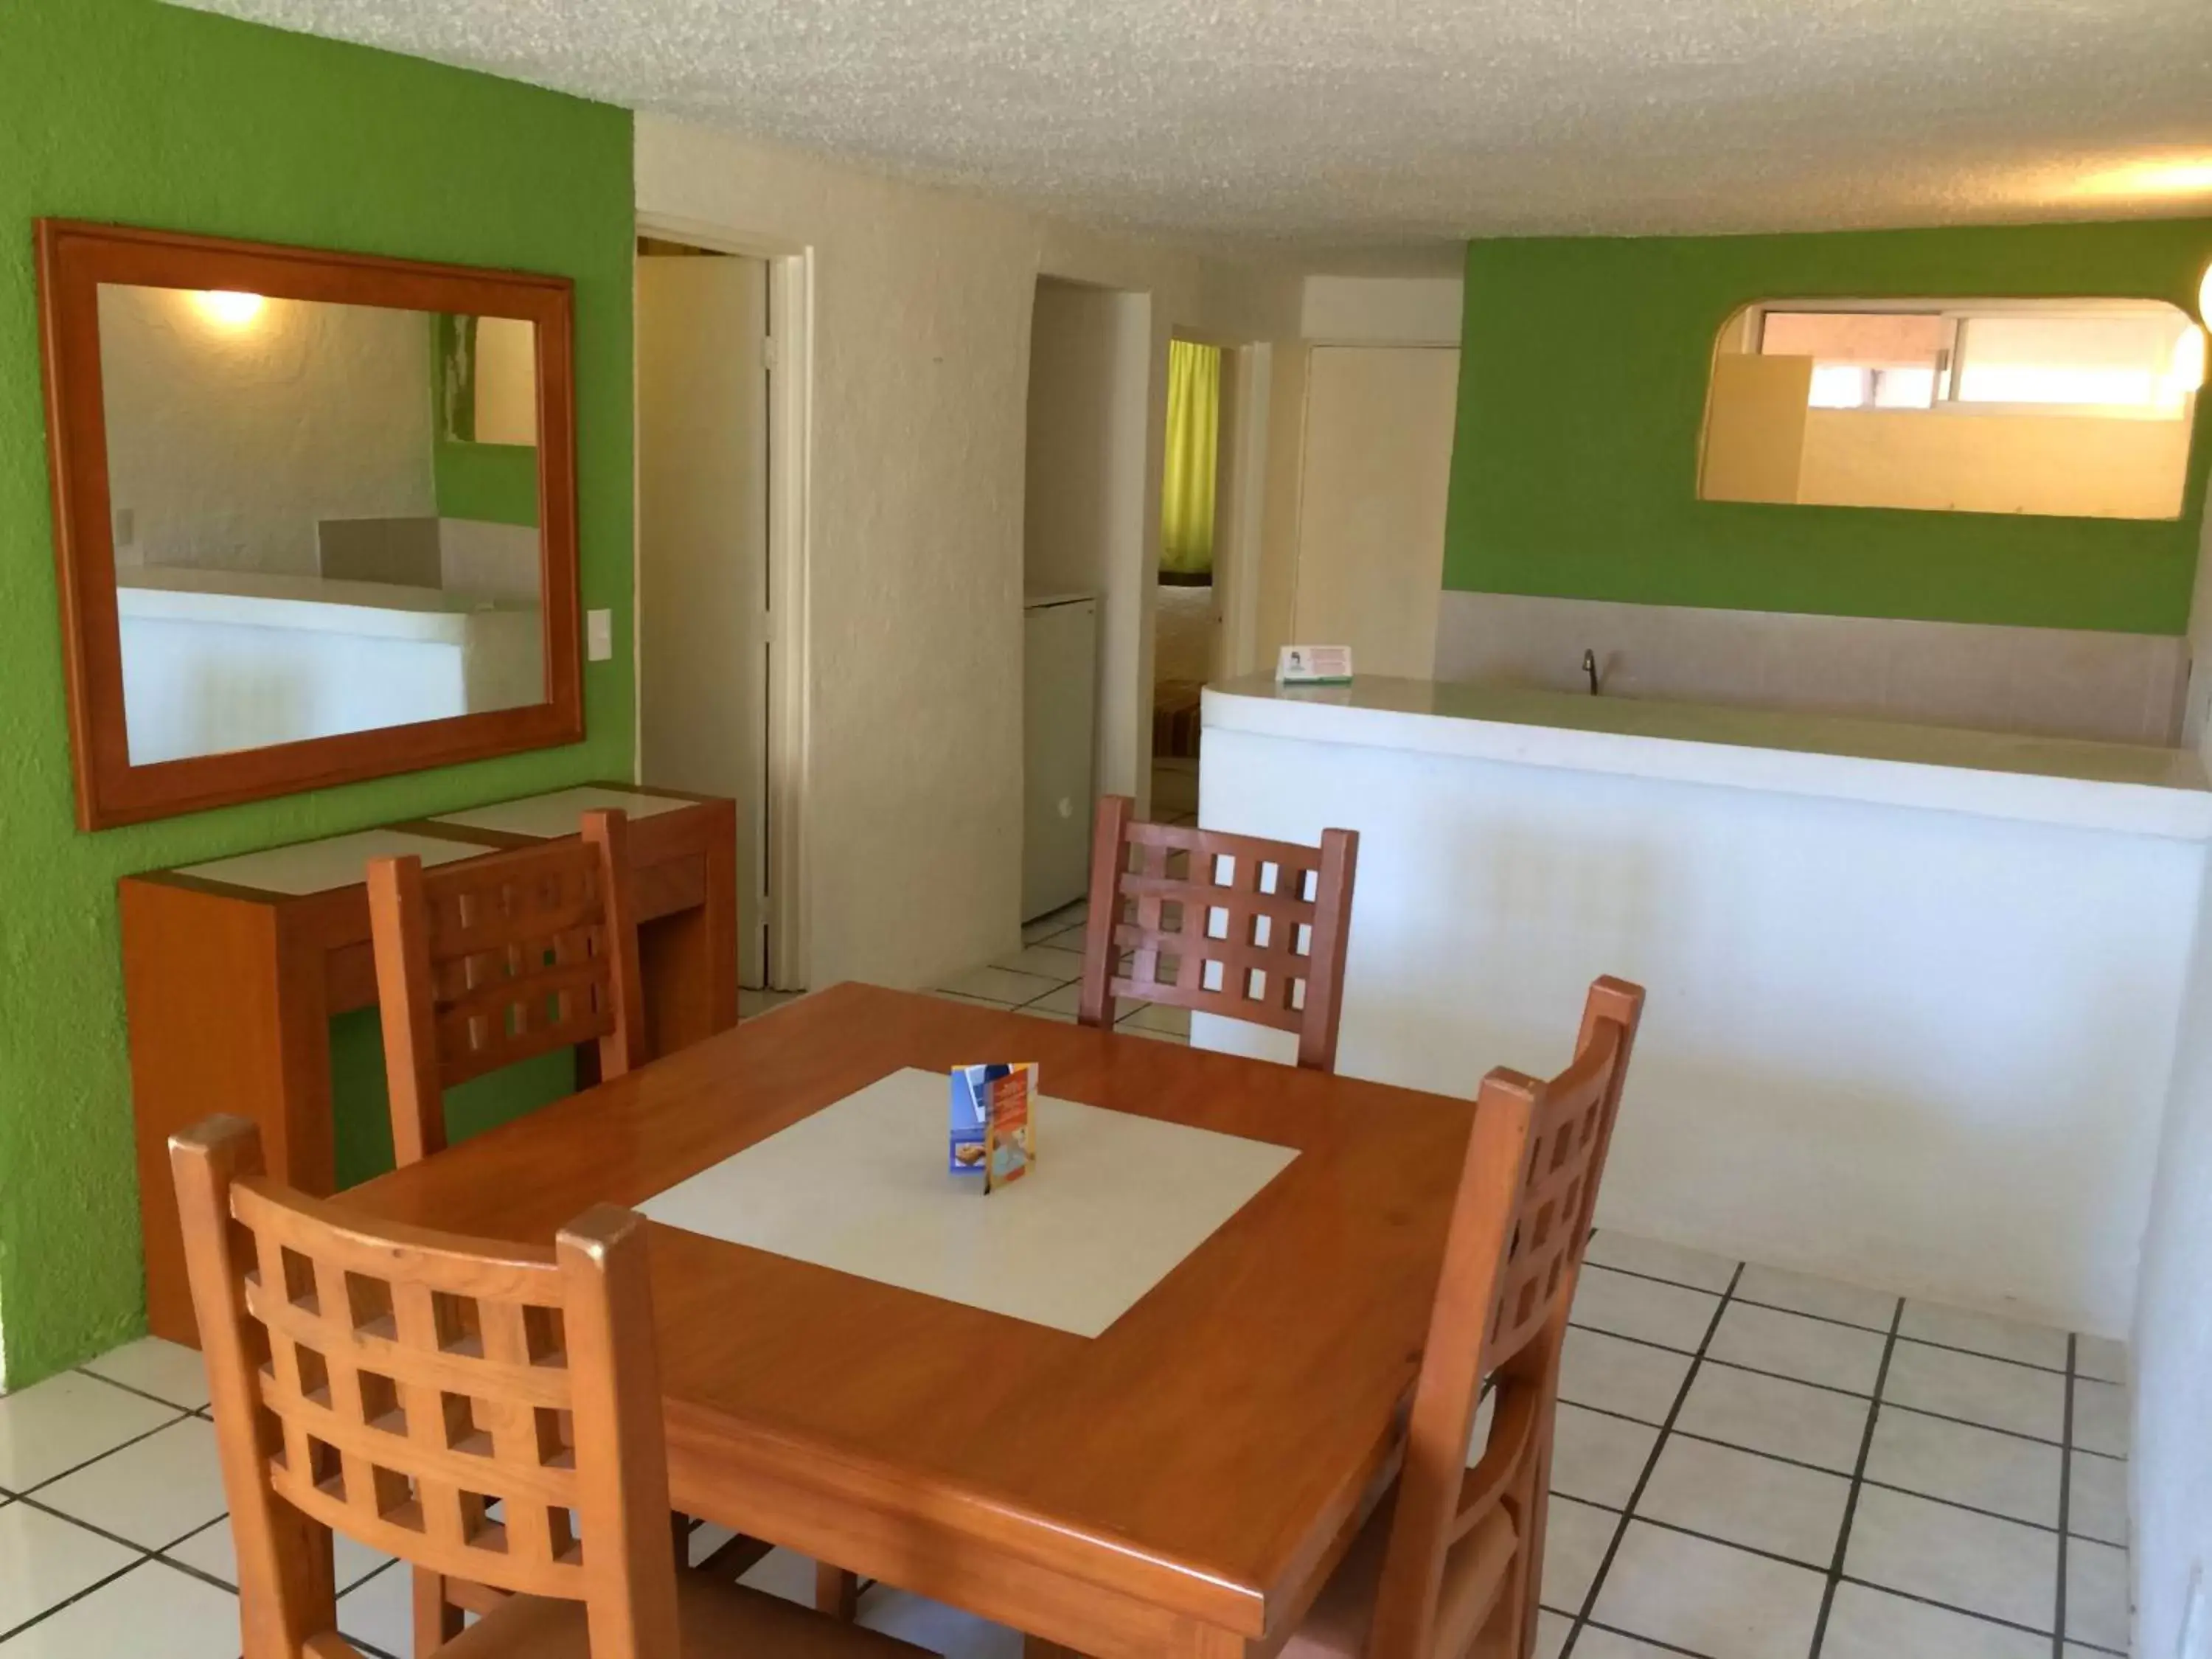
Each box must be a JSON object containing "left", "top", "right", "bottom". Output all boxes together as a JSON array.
[
  {"left": 636, "top": 252, "right": 772, "bottom": 984},
  {"left": 1290, "top": 346, "right": 1460, "bottom": 680}
]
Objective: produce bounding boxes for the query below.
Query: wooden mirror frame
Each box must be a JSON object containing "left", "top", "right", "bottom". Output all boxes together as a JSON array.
[{"left": 35, "top": 220, "right": 584, "bottom": 830}]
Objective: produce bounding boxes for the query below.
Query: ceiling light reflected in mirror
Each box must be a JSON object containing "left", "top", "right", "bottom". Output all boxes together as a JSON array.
[{"left": 194, "top": 289, "right": 265, "bottom": 327}]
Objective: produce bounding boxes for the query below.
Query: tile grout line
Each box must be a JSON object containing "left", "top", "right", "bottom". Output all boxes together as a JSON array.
[
  {"left": 1585, "top": 1251, "right": 2113, "bottom": 1381},
  {"left": 1832, "top": 1571, "right": 2124, "bottom": 1652},
  {"left": 0, "top": 1488, "right": 243, "bottom": 1646},
  {"left": 1805, "top": 1293, "right": 1905, "bottom": 1657},
  {"left": 2054, "top": 1332, "right": 2076, "bottom": 1658},
  {"left": 1565, "top": 1330, "right": 2113, "bottom": 1456},
  {"left": 1543, "top": 1487, "right": 2122, "bottom": 1649},
  {"left": 15, "top": 1409, "right": 194, "bottom": 1499},
  {"left": 0, "top": 1551, "right": 154, "bottom": 1646},
  {"left": 1857, "top": 1476, "right": 2068, "bottom": 1540},
  {"left": 1543, "top": 1601, "right": 1721, "bottom": 1659},
  {"left": 0, "top": 1479, "right": 392, "bottom": 1648},
  {"left": 1559, "top": 1259, "right": 1745, "bottom": 1659},
  {"left": 1576, "top": 1271, "right": 2083, "bottom": 1377},
  {"left": 70, "top": 1363, "right": 208, "bottom": 1416},
  {"left": 1558, "top": 1408, "right": 2084, "bottom": 1539},
  {"left": 1579, "top": 1615, "right": 1719, "bottom": 1658},
  {"left": 1631, "top": 1513, "right": 1852, "bottom": 1577}
]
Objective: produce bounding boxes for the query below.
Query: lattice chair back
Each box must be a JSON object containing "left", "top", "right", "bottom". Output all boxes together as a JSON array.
[
  {"left": 369, "top": 808, "right": 645, "bottom": 1166},
  {"left": 1363, "top": 976, "right": 1646, "bottom": 1659},
  {"left": 1076, "top": 793, "right": 1359, "bottom": 1071},
  {"left": 171, "top": 1115, "right": 681, "bottom": 1659}
]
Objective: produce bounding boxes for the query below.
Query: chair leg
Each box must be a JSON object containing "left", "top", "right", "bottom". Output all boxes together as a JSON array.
[
  {"left": 1468, "top": 1594, "right": 1517, "bottom": 1659},
  {"left": 1510, "top": 1461, "right": 1551, "bottom": 1659},
  {"left": 815, "top": 1563, "right": 860, "bottom": 1621},
  {"left": 412, "top": 1568, "right": 465, "bottom": 1653}
]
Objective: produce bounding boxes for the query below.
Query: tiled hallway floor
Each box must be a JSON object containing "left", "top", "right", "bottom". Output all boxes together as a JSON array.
[
  {"left": 0, "top": 1230, "right": 2129, "bottom": 1657},
  {"left": 736, "top": 757, "right": 1200, "bottom": 1027}
]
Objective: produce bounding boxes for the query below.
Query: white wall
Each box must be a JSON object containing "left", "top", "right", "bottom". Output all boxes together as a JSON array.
[
  {"left": 1200, "top": 698, "right": 2199, "bottom": 1336},
  {"left": 2135, "top": 476, "right": 2212, "bottom": 1659},
  {"left": 97, "top": 285, "right": 437, "bottom": 576},
  {"left": 114, "top": 575, "right": 538, "bottom": 762},
  {"left": 1241, "top": 276, "right": 1467, "bottom": 670},
  {"left": 2135, "top": 873, "right": 2212, "bottom": 1659},
  {"left": 1301, "top": 275, "right": 1464, "bottom": 344},
  {"left": 636, "top": 117, "right": 1302, "bottom": 990},
  {"left": 1023, "top": 279, "right": 1156, "bottom": 798}
]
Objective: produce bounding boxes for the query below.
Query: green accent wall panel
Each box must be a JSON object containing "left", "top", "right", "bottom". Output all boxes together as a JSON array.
[
  {"left": 0, "top": 0, "right": 634, "bottom": 1388},
  {"left": 328, "top": 1009, "right": 575, "bottom": 1192},
  {"left": 435, "top": 441, "right": 543, "bottom": 527},
  {"left": 1445, "top": 220, "right": 2212, "bottom": 633}
]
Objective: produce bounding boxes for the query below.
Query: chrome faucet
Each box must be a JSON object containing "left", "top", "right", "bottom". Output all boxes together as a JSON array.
[{"left": 1582, "top": 649, "right": 1600, "bottom": 695}]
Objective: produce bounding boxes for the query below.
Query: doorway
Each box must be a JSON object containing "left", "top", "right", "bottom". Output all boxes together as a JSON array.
[
  {"left": 1020, "top": 277, "right": 1150, "bottom": 917},
  {"left": 1150, "top": 335, "right": 1224, "bottom": 824},
  {"left": 634, "top": 232, "right": 807, "bottom": 992}
]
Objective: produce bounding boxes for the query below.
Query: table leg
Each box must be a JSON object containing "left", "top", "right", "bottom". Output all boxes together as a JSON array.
[{"left": 815, "top": 1562, "right": 860, "bottom": 1621}]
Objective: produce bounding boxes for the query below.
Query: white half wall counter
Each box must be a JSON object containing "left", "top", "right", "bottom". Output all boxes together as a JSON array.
[{"left": 1198, "top": 675, "right": 2212, "bottom": 1335}]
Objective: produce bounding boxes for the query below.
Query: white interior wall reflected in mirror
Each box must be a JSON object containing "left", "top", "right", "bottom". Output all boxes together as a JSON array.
[
  {"left": 1700, "top": 296, "right": 2205, "bottom": 518},
  {"left": 96, "top": 286, "right": 545, "bottom": 765}
]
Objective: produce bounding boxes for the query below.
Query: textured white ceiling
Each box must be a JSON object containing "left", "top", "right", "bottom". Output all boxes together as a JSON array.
[{"left": 175, "top": 0, "right": 2212, "bottom": 248}]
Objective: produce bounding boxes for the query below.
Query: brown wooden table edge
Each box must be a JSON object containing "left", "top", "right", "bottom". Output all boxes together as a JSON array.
[{"left": 664, "top": 1401, "right": 1273, "bottom": 1642}]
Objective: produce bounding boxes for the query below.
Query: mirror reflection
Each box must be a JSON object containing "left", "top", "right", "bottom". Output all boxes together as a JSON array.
[
  {"left": 97, "top": 284, "right": 545, "bottom": 765},
  {"left": 1700, "top": 296, "right": 2204, "bottom": 519}
]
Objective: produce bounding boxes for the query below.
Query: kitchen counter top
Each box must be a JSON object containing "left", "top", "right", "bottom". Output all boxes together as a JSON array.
[{"left": 1203, "top": 674, "right": 2212, "bottom": 839}]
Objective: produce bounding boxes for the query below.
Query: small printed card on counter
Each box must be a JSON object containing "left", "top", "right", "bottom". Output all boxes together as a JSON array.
[
  {"left": 949, "top": 1062, "right": 1037, "bottom": 1192},
  {"left": 1276, "top": 644, "right": 1353, "bottom": 685}
]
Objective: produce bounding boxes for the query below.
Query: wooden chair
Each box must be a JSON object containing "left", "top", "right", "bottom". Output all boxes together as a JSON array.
[
  {"left": 1279, "top": 976, "right": 1646, "bottom": 1659},
  {"left": 368, "top": 807, "right": 646, "bottom": 1170},
  {"left": 170, "top": 1115, "right": 927, "bottom": 1659},
  {"left": 367, "top": 808, "right": 654, "bottom": 1644},
  {"left": 1076, "top": 793, "right": 1359, "bottom": 1071}
]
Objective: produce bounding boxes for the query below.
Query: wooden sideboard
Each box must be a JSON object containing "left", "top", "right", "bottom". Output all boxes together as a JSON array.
[{"left": 119, "top": 782, "right": 738, "bottom": 1345}]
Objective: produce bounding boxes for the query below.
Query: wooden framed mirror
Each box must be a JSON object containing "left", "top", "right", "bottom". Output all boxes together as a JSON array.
[{"left": 36, "top": 220, "right": 582, "bottom": 830}]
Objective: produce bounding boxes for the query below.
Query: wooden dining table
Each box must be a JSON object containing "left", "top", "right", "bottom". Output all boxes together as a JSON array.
[{"left": 339, "top": 982, "right": 1478, "bottom": 1658}]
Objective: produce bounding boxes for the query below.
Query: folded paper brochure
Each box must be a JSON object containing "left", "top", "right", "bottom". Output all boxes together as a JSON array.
[{"left": 949, "top": 1062, "right": 1036, "bottom": 1191}]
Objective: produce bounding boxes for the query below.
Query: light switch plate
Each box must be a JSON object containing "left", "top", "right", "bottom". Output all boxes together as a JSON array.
[{"left": 586, "top": 608, "right": 613, "bottom": 661}]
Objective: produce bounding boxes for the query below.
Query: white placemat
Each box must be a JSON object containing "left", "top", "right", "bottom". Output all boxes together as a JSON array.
[
  {"left": 178, "top": 830, "right": 488, "bottom": 897},
  {"left": 432, "top": 786, "right": 692, "bottom": 839},
  {"left": 636, "top": 1068, "right": 1299, "bottom": 1338}
]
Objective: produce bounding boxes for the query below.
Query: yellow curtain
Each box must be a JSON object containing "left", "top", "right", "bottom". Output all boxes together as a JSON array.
[{"left": 1159, "top": 339, "right": 1220, "bottom": 577}]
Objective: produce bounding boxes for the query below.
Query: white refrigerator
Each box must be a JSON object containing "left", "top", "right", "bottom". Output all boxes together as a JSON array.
[{"left": 1022, "top": 593, "right": 1098, "bottom": 921}]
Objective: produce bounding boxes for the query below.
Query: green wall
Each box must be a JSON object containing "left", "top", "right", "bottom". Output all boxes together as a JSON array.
[
  {"left": 1445, "top": 220, "right": 2212, "bottom": 633},
  {"left": 434, "top": 439, "right": 543, "bottom": 527},
  {"left": 0, "top": 0, "right": 635, "bottom": 1388}
]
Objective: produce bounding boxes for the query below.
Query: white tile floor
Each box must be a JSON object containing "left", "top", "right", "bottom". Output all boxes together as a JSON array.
[
  {"left": 0, "top": 1235, "right": 2130, "bottom": 1657},
  {"left": 929, "top": 758, "right": 1200, "bottom": 1038}
]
